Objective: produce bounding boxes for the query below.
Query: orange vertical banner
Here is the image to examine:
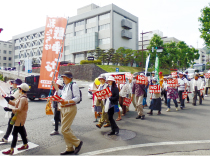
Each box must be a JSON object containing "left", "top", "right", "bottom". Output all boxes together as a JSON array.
[{"left": 38, "top": 17, "right": 67, "bottom": 89}]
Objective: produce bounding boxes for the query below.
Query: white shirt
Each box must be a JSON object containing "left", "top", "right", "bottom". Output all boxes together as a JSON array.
[
  {"left": 58, "top": 82, "right": 80, "bottom": 105},
  {"left": 119, "top": 83, "right": 130, "bottom": 97},
  {"left": 178, "top": 77, "right": 187, "bottom": 91}
]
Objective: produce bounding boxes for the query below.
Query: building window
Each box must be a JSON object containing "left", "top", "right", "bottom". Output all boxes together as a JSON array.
[
  {"left": 9, "top": 57, "right": 12, "bottom": 61},
  {"left": 3, "top": 57, "right": 6, "bottom": 60},
  {"left": 67, "top": 24, "right": 74, "bottom": 29},
  {"left": 99, "top": 13, "right": 110, "bottom": 20},
  {"left": 66, "top": 33, "right": 74, "bottom": 38},
  {"left": 8, "top": 63, "right": 12, "bottom": 67},
  {"left": 9, "top": 45, "right": 12, "bottom": 48},
  {"left": 87, "top": 17, "right": 97, "bottom": 24},
  {"left": 4, "top": 44, "right": 7, "bottom": 47},
  {"left": 15, "top": 55, "right": 19, "bottom": 59},
  {"left": 3, "top": 63, "right": 6, "bottom": 67},
  {"left": 99, "top": 38, "right": 110, "bottom": 45},
  {"left": 75, "top": 53, "right": 84, "bottom": 58},
  {"left": 75, "top": 30, "right": 84, "bottom": 36},
  {"left": 75, "top": 20, "right": 84, "bottom": 27},
  {"left": 99, "top": 23, "right": 110, "bottom": 31},
  {"left": 3, "top": 50, "right": 6, "bottom": 54},
  {"left": 86, "top": 27, "right": 97, "bottom": 33}
]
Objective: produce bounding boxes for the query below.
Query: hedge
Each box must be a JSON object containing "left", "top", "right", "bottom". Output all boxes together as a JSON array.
[{"left": 80, "top": 60, "right": 102, "bottom": 65}]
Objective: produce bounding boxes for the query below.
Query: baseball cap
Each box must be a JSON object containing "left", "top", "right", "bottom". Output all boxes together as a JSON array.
[
  {"left": 152, "top": 71, "right": 155, "bottom": 74},
  {"left": 17, "top": 83, "right": 30, "bottom": 92},
  {"left": 12, "top": 79, "right": 22, "bottom": 85},
  {"left": 61, "top": 71, "right": 73, "bottom": 79},
  {"left": 152, "top": 77, "right": 157, "bottom": 82}
]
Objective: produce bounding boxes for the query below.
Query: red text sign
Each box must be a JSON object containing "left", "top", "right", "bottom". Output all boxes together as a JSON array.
[
  {"left": 205, "top": 73, "right": 210, "bottom": 78},
  {"left": 171, "top": 72, "right": 177, "bottom": 77},
  {"left": 95, "top": 87, "right": 112, "bottom": 100},
  {"left": 125, "top": 73, "right": 133, "bottom": 80},
  {"left": 113, "top": 75, "right": 125, "bottom": 84},
  {"left": 136, "top": 75, "right": 148, "bottom": 85},
  {"left": 41, "top": 95, "right": 64, "bottom": 102},
  {"left": 149, "top": 85, "right": 161, "bottom": 93},
  {"left": 167, "top": 79, "right": 178, "bottom": 87},
  {"left": 123, "top": 98, "right": 132, "bottom": 107},
  {"left": 182, "top": 92, "right": 188, "bottom": 99}
]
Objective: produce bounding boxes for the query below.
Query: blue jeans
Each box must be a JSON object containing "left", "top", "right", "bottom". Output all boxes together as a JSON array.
[
  {"left": 167, "top": 98, "right": 178, "bottom": 108},
  {"left": 143, "top": 88, "right": 147, "bottom": 106}
]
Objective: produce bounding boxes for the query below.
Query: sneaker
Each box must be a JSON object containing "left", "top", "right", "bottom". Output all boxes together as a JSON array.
[
  {"left": 205, "top": 95, "right": 208, "bottom": 97},
  {"left": 136, "top": 115, "right": 141, "bottom": 119},
  {"left": 166, "top": 108, "right": 170, "bottom": 112},
  {"left": 2, "top": 149, "right": 14, "bottom": 155},
  {"left": 0, "top": 138, "right": 8, "bottom": 143},
  {"left": 17, "top": 144, "right": 29, "bottom": 151},
  {"left": 50, "top": 131, "right": 59, "bottom": 136},
  {"left": 176, "top": 107, "right": 179, "bottom": 111}
]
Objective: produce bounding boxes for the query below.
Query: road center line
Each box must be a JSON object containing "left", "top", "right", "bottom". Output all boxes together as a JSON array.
[{"left": 82, "top": 140, "right": 210, "bottom": 155}]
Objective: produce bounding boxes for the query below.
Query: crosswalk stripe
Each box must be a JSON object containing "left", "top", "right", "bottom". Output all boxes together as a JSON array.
[
  {"left": 0, "top": 142, "right": 39, "bottom": 155},
  {"left": 0, "top": 131, "right": 3, "bottom": 134}
]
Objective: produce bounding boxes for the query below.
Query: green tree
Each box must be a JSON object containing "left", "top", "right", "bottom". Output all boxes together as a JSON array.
[
  {"left": 111, "top": 52, "right": 121, "bottom": 65},
  {"left": 124, "top": 49, "right": 135, "bottom": 67},
  {"left": 198, "top": 3, "right": 210, "bottom": 47},
  {"left": 94, "top": 47, "right": 102, "bottom": 60},
  {"left": 106, "top": 48, "right": 115, "bottom": 65},
  {"left": 99, "top": 50, "right": 107, "bottom": 65},
  {"left": 88, "top": 50, "right": 95, "bottom": 57}
]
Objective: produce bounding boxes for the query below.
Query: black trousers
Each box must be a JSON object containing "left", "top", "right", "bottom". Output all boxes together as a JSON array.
[
  {"left": 108, "top": 106, "right": 119, "bottom": 133},
  {"left": 54, "top": 107, "right": 61, "bottom": 131},
  {"left": 11, "top": 125, "right": 28, "bottom": 148},
  {"left": 178, "top": 91, "right": 185, "bottom": 108},
  {"left": 193, "top": 89, "right": 202, "bottom": 105},
  {"left": 206, "top": 87, "right": 210, "bottom": 95},
  {"left": 3, "top": 113, "right": 27, "bottom": 140}
]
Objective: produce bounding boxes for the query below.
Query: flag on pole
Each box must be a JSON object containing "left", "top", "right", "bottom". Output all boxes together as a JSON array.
[
  {"left": 38, "top": 17, "right": 67, "bottom": 89},
  {"left": 145, "top": 54, "right": 150, "bottom": 76},
  {"left": 155, "top": 54, "right": 159, "bottom": 84}
]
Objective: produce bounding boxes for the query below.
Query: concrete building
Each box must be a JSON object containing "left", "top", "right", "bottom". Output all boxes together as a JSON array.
[
  {"left": 194, "top": 48, "right": 207, "bottom": 64},
  {"left": 12, "top": 3, "right": 138, "bottom": 67},
  {"left": 0, "top": 40, "right": 13, "bottom": 68}
]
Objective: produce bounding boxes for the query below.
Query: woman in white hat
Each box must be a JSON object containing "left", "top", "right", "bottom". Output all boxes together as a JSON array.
[
  {"left": 50, "top": 79, "right": 64, "bottom": 136},
  {"left": 2, "top": 83, "right": 30, "bottom": 155},
  {"left": 106, "top": 76, "right": 119, "bottom": 135}
]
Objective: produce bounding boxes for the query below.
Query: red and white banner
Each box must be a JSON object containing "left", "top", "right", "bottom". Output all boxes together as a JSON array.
[
  {"left": 182, "top": 92, "right": 188, "bottom": 99},
  {"left": 95, "top": 87, "right": 112, "bottom": 100},
  {"left": 205, "top": 73, "right": 210, "bottom": 78},
  {"left": 123, "top": 98, "right": 132, "bottom": 107},
  {"left": 38, "top": 17, "right": 67, "bottom": 89},
  {"left": 113, "top": 75, "right": 125, "bottom": 84},
  {"left": 136, "top": 75, "right": 148, "bottom": 85},
  {"left": 125, "top": 73, "right": 133, "bottom": 80},
  {"left": 41, "top": 95, "right": 65, "bottom": 102},
  {"left": 167, "top": 79, "right": 178, "bottom": 87},
  {"left": 149, "top": 85, "right": 161, "bottom": 93},
  {"left": 171, "top": 72, "right": 177, "bottom": 77}
]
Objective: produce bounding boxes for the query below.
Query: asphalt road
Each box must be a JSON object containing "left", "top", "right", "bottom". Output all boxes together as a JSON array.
[{"left": 1, "top": 80, "right": 210, "bottom": 155}]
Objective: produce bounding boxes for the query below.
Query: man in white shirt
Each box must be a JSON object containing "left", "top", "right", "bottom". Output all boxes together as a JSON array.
[
  {"left": 52, "top": 71, "right": 82, "bottom": 155},
  {"left": 191, "top": 74, "right": 204, "bottom": 105},
  {"left": 177, "top": 72, "right": 187, "bottom": 109}
]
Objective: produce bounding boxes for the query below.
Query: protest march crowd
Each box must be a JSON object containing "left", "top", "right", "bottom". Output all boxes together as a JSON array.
[{"left": 0, "top": 69, "right": 210, "bottom": 155}]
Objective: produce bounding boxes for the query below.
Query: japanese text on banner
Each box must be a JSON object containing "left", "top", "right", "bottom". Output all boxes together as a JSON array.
[
  {"left": 167, "top": 79, "right": 178, "bottom": 87},
  {"left": 149, "top": 85, "right": 161, "bottom": 93},
  {"left": 38, "top": 17, "right": 67, "bottom": 89},
  {"left": 95, "top": 87, "right": 112, "bottom": 100},
  {"left": 182, "top": 92, "right": 188, "bottom": 99},
  {"left": 125, "top": 73, "right": 133, "bottom": 80},
  {"left": 171, "top": 72, "right": 177, "bottom": 77},
  {"left": 205, "top": 73, "right": 210, "bottom": 78},
  {"left": 123, "top": 98, "right": 132, "bottom": 107},
  {"left": 136, "top": 75, "right": 148, "bottom": 85},
  {"left": 113, "top": 75, "right": 125, "bottom": 84}
]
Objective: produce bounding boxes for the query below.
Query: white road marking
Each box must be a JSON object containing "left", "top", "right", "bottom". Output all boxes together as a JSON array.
[
  {"left": 82, "top": 140, "right": 210, "bottom": 155},
  {"left": 0, "top": 130, "right": 3, "bottom": 134},
  {"left": 0, "top": 135, "right": 22, "bottom": 144},
  {"left": 0, "top": 142, "right": 39, "bottom": 155}
]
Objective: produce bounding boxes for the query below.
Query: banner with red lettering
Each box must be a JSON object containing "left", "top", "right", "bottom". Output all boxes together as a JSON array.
[
  {"left": 167, "top": 79, "right": 178, "bottom": 87},
  {"left": 171, "top": 72, "right": 177, "bottom": 77},
  {"left": 136, "top": 75, "right": 148, "bottom": 85},
  {"left": 123, "top": 98, "right": 132, "bottom": 107},
  {"left": 205, "top": 73, "right": 210, "bottom": 78},
  {"left": 125, "top": 73, "right": 133, "bottom": 80},
  {"left": 95, "top": 87, "right": 112, "bottom": 100},
  {"left": 149, "top": 85, "right": 161, "bottom": 93},
  {"left": 182, "top": 92, "right": 188, "bottom": 99},
  {"left": 38, "top": 17, "right": 67, "bottom": 89},
  {"left": 40, "top": 95, "right": 64, "bottom": 102},
  {"left": 113, "top": 75, "right": 125, "bottom": 84}
]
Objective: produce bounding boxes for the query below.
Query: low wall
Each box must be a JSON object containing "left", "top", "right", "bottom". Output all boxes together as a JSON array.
[{"left": 32, "top": 64, "right": 107, "bottom": 81}]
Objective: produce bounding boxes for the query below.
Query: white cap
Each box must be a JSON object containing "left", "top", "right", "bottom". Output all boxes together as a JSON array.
[
  {"left": 140, "top": 73, "right": 144, "bottom": 76},
  {"left": 56, "top": 79, "right": 64, "bottom": 86},
  {"left": 17, "top": 83, "right": 30, "bottom": 92},
  {"left": 107, "top": 76, "right": 115, "bottom": 81}
]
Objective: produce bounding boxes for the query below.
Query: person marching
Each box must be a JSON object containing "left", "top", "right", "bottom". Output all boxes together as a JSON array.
[
  {"left": 183, "top": 73, "right": 190, "bottom": 103},
  {"left": 205, "top": 70, "right": 210, "bottom": 96},
  {"left": 96, "top": 75, "right": 110, "bottom": 128},
  {"left": 162, "top": 76, "right": 168, "bottom": 105},
  {"left": 142, "top": 73, "right": 149, "bottom": 108},
  {"left": 130, "top": 72, "right": 139, "bottom": 111},
  {"left": 52, "top": 71, "right": 83, "bottom": 155},
  {"left": 2, "top": 83, "right": 30, "bottom": 155},
  {"left": 131, "top": 73, "right": 146, "bottom": 120},
  {"left": 50, "top": 79, "right": 64, "bottom": 136},
  {"left": 166, "top": 75, "right": 179, "bottom": 112},
  {"left": 1, "top": 79, "right": 24, "bottom": 143},
  {"left": 177, "top": 72, "right": 187, "bottom": 109},
  {"left": 106, "top": 76, "right": 119, "bottom": 135},
  {"left": 148, "top": 77, "right": 162, "bottom": 115}
]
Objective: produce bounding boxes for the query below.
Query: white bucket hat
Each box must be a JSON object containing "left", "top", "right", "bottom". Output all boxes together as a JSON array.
[
  {"left": 107, "top": 76, "right": 115, "bottom": 81},
  {"left": 17, "top": 83, "right": 30, "bottom": 92},
  {"left": 56, "top": 79, "right": 64, "bottom": 86}
]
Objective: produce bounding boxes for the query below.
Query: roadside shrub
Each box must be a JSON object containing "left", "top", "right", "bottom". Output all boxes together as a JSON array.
[
  {"left": 80, "top": 60, "right": 102, "bottom": 65},
  {"left": 0, "top": 74, "right": 4, "bottom": 81}
]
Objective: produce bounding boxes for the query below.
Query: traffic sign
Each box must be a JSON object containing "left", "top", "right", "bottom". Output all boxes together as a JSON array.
[
  {"left": 116, "top": 68, "right": 119, "bottom": 72},
  {"left": 156, "top": 49, "right": 163, "bottom": 52}
]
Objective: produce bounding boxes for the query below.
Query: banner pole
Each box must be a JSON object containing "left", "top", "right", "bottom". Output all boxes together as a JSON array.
[{"left": 48, "top": 17, "right": 69, "bottom": 97}]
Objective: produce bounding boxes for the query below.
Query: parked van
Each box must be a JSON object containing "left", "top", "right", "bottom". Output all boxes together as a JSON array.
[
  {"left": 184, "top": 68, "right": 199, "bottom": 79},
  {"left": 25, "top": 75, "right": 51, "bottom": 101}
]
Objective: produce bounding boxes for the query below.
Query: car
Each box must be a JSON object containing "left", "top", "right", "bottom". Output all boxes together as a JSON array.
[
  {"left": 25, "top": 75, "right": 52, "bottom": 101},
  {"left": 11, "top": 67, "right": 16, "bottom": 71},
  {"left": 185, "top": 68, "right": 199, "bottom": 79}
]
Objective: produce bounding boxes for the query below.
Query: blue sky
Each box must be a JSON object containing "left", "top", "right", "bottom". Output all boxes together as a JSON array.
[{"left": 0, "top": 0, "right": 209, "bottom": 48}]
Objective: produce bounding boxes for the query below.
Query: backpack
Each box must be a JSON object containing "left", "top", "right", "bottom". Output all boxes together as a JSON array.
[{"left": 68, "top": 82, "right": 82, "bottom": 104}]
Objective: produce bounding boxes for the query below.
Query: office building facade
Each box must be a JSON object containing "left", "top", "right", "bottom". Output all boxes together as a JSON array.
[{"left": 0, "top": 40, "right": 13, "bottom": 68}]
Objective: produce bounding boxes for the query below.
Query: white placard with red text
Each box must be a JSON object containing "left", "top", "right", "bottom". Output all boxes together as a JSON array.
[
  {"left": 40, "top": 95, "right": 64, "bottom": 102},
  {"left": 136, "top": 75, "right": 148, "bottom": 85},
  {"left": 95, "top": 87, "right": 112, "bottom": 100},
  {"left": 113, "top": 75, "right": 125, "bottom": 84},
  {"left": 123, "top": 98, "right": 132, "bottom": 107},
  {"left": 125, "top": 73, "right": 133, "bottom": 80},
  {"left": 205, "top": 73, "right": 210, "bottom": 78},
  {"left": 167, "top": 79, "right": 178, "bottom": 87},
  {"left": 171, "top": 72, "right": 177, "bottom": 77},
  {"left": 149, "top": 85, "right": 161, "bottom": 93},
  {"left": 182, "top": 92, "right": 188, "bottom": 99}
]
